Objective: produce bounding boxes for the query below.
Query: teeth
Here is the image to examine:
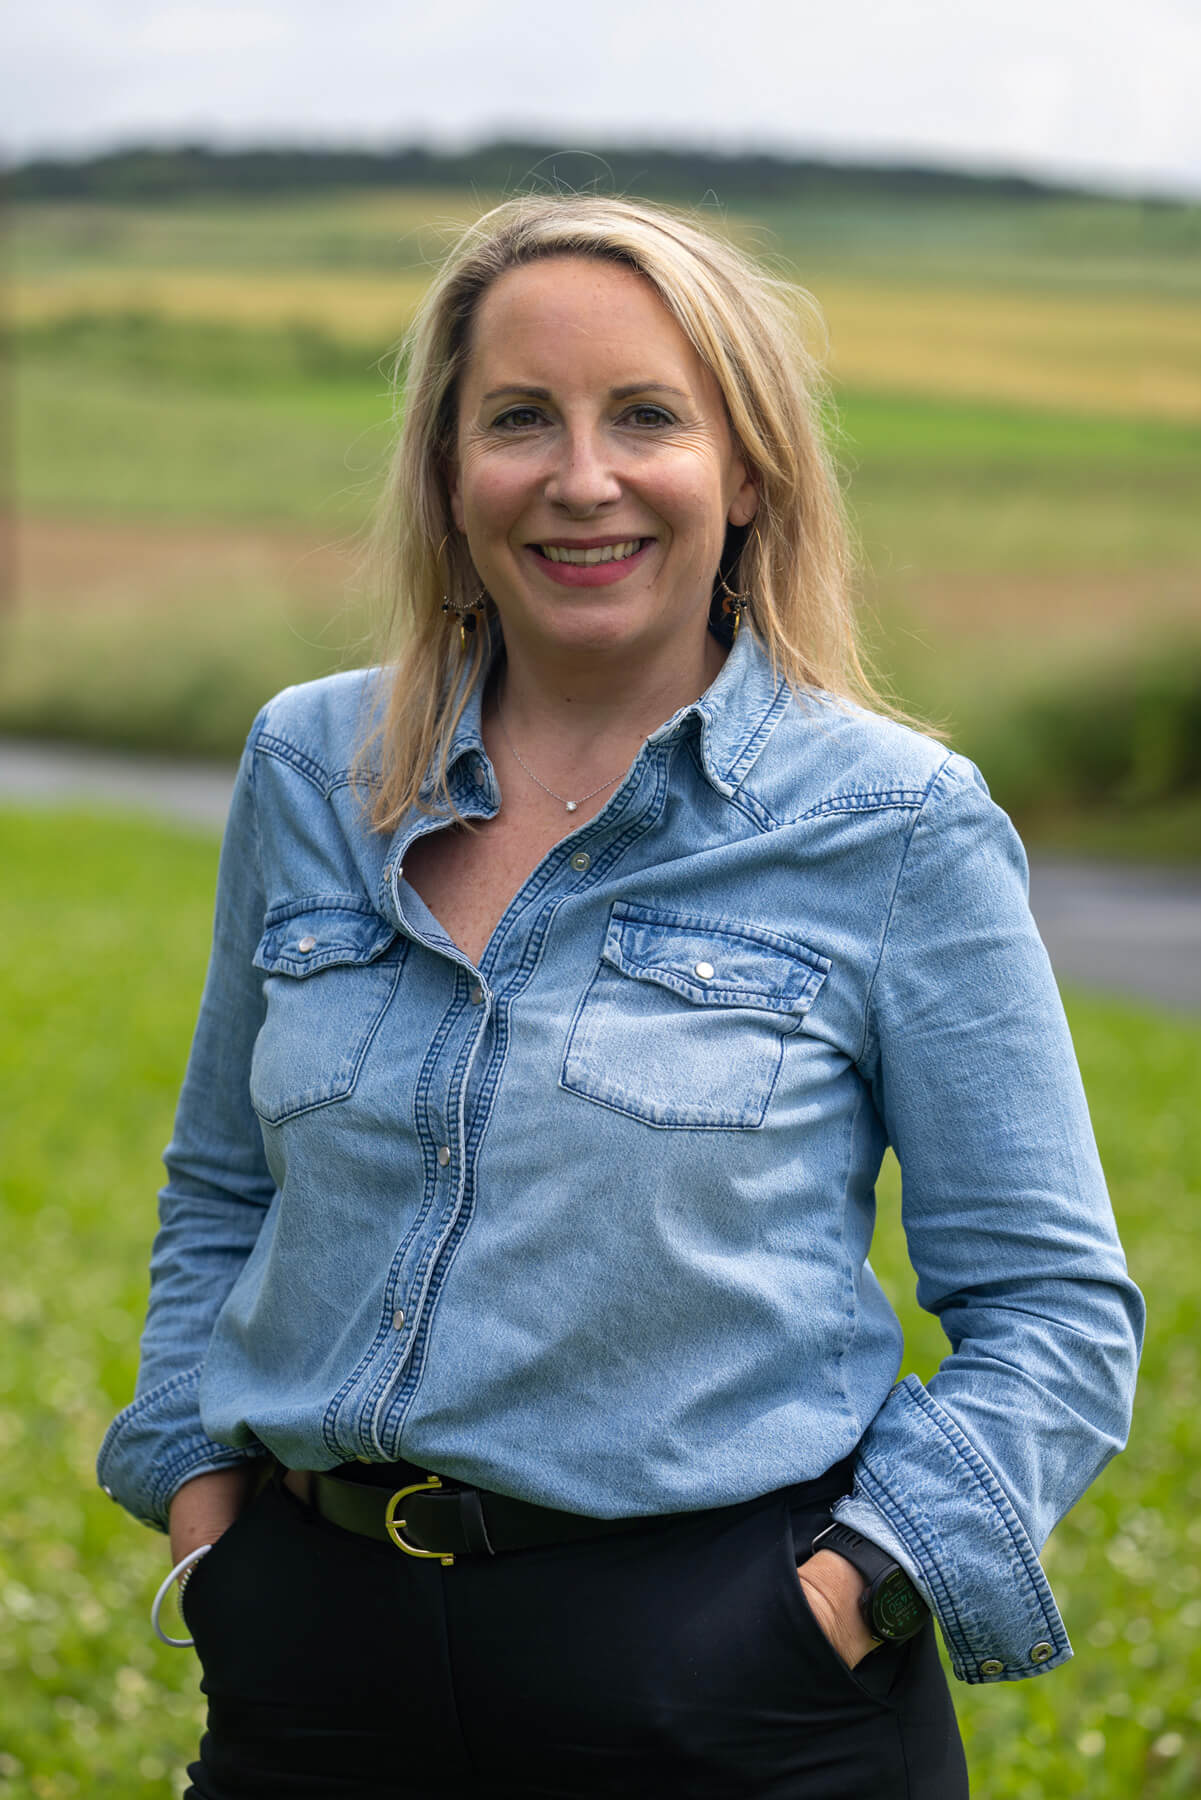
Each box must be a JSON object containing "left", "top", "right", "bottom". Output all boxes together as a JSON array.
[{"left": 542, "top": 539, "right": 642, "bottom": 565}]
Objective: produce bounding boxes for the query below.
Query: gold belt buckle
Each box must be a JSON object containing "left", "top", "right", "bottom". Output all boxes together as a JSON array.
[{"left": 384, "top": 1476, "right": 455, "bottom": 1566}]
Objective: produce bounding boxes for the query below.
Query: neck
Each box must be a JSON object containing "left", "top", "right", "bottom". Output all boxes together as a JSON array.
[
  {"left": 482, "top": 626, "right": 728, "bottom": 814},
  {"left": 493, "top": 627, "right": 728, "bottom": 746}
]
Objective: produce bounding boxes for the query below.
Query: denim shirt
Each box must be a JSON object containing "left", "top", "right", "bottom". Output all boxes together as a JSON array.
[{"left": 98, "top": 628, "right": 1142, "bottom": 1685}]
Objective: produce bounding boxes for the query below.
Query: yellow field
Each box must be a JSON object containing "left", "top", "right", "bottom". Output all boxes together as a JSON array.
[
  {"left": 16, "top": 268, "right": 1200, "bottom": 422},
  {"left": 14, "top": 270, "right": 432, "bottom": 356},
  {"left": 816, "top": 282, "right": 1201, "bottom": 420}
]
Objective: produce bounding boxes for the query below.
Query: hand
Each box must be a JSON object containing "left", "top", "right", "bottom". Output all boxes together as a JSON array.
[
  {"left": 168, "top": 1465, "right": 261, "bottom": 1565},
  {"left": 796, "top": 1549, "right": 880, "bottom": 1670}
]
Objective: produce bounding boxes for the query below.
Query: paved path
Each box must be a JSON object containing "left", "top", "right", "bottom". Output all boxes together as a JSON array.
[{"left": 3, "top": 739, "right": 1199, "bottom": 1013}]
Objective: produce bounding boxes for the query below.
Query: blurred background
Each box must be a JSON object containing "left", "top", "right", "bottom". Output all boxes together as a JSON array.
[{"left": 1, "top": 4, "right": 1199, "bottom": 1796}]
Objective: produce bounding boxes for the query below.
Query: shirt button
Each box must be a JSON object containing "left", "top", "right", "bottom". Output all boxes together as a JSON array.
[
  {"left": 470, "top": 984, "right": 484, "bottom": 1005},
  {"left": 297, "top": 936, "right": 317, "bottom": 953},
  {"left": 392, "top": 1309, "right": 406, "bottom": 1331},
  {"left": 979, "top": 1659, "right": 1004, "bottom": 1677},
  {"left": 694, "top": 960, "right": 715, "bottom": 980},
  {"left": 1029, "top": 1642, "right": 1054, "bottom": 1664},
  {"left": 570, "top": 851, "right": 591, "bottom": 873},
  {"left": 436, "top": 1145, "right": 451, "bottom": 1167}
]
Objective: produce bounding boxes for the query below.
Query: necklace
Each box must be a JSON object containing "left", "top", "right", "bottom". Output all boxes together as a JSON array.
[{"left": 495, "top": 708, "right": 625, "bottom": 814}]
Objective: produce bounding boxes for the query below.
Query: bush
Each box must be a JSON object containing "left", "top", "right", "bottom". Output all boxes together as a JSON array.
[{"left": 964, "top": 637, "right": 1201, "bottom": 824}]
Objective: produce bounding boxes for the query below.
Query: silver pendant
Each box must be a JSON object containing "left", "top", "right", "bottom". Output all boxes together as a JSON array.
[{"left": 565, "top": 800, "right": 578, "bottom": 813}]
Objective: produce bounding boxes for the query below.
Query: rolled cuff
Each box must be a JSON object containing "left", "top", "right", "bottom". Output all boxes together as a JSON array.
[
  {"left": 96, "top": 1363, "right": 268, "bottom": 1533},
  {"left": 832, "top": 1374, "right": 1071, "bottom": 1684}
]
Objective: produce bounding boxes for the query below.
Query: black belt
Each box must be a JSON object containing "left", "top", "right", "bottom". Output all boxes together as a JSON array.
[{"left": 290, "top": 1457, "right": 854, "bottom": 1567}]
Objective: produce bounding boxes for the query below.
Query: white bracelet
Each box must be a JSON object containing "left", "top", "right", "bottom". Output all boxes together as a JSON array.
[{"left": 151, "top": 1544, "right": 212, "bottom": 1648}]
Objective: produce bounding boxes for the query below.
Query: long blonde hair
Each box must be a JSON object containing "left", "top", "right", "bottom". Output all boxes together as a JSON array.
[{"left": 360, "top": 192, "right": 894, "bottom": 827}]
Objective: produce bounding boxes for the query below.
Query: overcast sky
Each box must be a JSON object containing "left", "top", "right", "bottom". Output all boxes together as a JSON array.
[{"left": 7, "top": 0, "right": 1200, "bottom": 197}]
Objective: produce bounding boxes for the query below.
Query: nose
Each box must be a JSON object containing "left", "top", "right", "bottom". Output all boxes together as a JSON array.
[{"left": 543, "top": 424, "right": 622, "bottom": 516}]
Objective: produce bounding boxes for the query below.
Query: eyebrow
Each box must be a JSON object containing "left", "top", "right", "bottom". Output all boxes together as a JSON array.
[{"left": 480, "top": 383, "right": 691, "bottom": 402}]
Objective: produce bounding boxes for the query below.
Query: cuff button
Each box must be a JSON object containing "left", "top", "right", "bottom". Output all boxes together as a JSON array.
[
  {"left": 1030, "top": 1642, "right": 1054, "bottom": 1663},
  {"left": 979, "top": 1659, "right": 1005, "bottom": 1677}
]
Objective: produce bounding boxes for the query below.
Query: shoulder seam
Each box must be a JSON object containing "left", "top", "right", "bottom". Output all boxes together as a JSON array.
[
  {"left": 856, "top": 752, "right": 956, "bottom": 1063},
  {"left": 255, "top": 731, "right": 354, "bottom": 797}
]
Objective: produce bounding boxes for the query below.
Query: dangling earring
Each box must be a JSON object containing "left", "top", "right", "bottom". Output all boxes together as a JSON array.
[
  {"left": 434, "top": 533, "right": 490, "bottom": 650},
  {"left": 441, "top": 588, "right": 489, "bottom": 650},
  {"left": 716, "top": 515, "right": 761, "bottom": 642},
  {"left": 718, "top": 573, "right": 751, "bottom": 642}
]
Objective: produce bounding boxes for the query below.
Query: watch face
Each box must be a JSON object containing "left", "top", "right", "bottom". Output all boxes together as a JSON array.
[{"left": 874, "top": 1569, "right": 926, "bottom": 1641}]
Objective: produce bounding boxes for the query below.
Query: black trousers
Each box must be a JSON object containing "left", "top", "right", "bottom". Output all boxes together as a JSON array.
[{"left": 182, "top": 1467, "right": 968, "bottom": 1799}]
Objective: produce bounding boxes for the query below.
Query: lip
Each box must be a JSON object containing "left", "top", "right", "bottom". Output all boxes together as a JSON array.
[{"left": 525, "top": 537, "right": 655, "bottom": 588}]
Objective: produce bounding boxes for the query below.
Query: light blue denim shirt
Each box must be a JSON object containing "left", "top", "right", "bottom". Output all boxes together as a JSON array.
[{"left": 98, "top": 627, "right": 1142, "bottom": 1685}]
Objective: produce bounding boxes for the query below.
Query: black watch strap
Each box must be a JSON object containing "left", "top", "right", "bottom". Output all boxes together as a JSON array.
[{"left": 811, "top": 1521, "right": 928, "bottom": 1644}]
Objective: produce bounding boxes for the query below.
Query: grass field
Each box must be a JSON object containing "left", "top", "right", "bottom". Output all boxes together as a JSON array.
[
  {"left": 4, "top": 183, "right": 1200, "bottom": 850},
  {"left": 1, "top": 803, "right": 1198, "bottom": 1797}
]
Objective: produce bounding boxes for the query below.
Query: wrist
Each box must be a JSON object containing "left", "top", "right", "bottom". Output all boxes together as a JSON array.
[
  {"left": 168, "top": 1463, "right": 262, "bottom": 1563},
  {"left": 810, "top": 1522, "right": 928, "bottom": 1645},
  {"left": 797, "top": 1549, "right": 880, "bottom": 1667}
]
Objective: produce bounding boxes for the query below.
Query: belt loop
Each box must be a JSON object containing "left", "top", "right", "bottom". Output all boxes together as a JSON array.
[{"left": 457, "top": 1486, "right": 494, "bottom": 1555}]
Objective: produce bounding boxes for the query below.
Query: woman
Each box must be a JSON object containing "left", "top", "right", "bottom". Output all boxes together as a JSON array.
[{"left": 99, "top": 195, "right": 1143, "bottom": 1799}]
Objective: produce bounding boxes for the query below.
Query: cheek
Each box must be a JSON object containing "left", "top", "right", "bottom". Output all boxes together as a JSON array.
[
  {"left": 459, "top": 460, "right": 530, "bottom": 536},
  {"left": 661, "top": 467, "right": 733, "bottom": 546}
]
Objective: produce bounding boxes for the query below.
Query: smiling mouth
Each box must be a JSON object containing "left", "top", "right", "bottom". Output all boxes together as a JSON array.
[{"left": 535, "top": 539, "right": 646, "bottom": 566}]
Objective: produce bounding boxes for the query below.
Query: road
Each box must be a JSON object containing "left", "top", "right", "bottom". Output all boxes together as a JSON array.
[{"left": 3, "top": 738, "right": 1198, "bottom": 1013}]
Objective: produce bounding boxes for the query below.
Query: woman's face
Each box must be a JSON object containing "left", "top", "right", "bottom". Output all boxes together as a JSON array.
[{"left": 449, "top": 255, "right": 758, "bottom": 672}]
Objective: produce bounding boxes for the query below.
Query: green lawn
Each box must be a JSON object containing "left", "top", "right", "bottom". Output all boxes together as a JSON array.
[{"left": 0, "top": 806, "right": 1197, "bottom": 1796}]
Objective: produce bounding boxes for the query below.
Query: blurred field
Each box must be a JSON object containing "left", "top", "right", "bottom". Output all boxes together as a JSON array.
[
  {"left": 1, "top": 805, "right": 1197, "bottom": 1798},
  {"left": 4, "top": 184, "right": 1201, "bottom": 850}
]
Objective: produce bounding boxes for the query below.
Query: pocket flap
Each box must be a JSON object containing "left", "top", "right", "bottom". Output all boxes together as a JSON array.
[
  {"left": 253, "top": 902, "right": 397, "bottom": 978},
  {"left": 602, "top": 902, "right": 830, "bottom": 1016}
]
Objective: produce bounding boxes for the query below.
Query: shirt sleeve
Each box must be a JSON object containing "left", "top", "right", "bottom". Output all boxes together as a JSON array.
[
  {"left": 832, "top": 751, "right": 1144, "bottom": 1683},
  {"left": 97, "top": 710, "right": 276, "bottom": 1530}
]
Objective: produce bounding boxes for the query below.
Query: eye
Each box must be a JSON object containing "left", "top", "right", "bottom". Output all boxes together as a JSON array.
[
  {"left": 492, "top": 405, "right": 545, "bottom": 431},
  {"left": 622, "top": 403, "right": 675, "bottom": 428}
]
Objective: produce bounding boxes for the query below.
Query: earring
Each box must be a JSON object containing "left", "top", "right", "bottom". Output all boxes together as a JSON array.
[
  {"left": 717, "top": 573, "right": 751, "bottom": 642},
  {"left": 441, "top": 588, "right": 489, "bottom": 650}
]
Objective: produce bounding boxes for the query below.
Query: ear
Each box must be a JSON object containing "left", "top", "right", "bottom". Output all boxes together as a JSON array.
[
  {"left": 727, "top": 465, "right": 759, "bottom": 530},
  {"left": 448, "top": 466, "right": 465, "bottom": 533}
]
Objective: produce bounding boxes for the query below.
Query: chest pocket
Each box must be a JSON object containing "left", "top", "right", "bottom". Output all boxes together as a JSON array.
[
  {"left": 560, "top": 902, "right": 830, "bottom": 1129},
  {"left": 250, "top": 901, "right": 406, "bottom": 1124}
]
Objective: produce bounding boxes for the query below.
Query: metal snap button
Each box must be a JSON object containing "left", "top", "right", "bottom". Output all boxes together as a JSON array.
[
  {"left": 979, "top": 1659, "right": 1004, "bottom": 1677},
  {"left": 297, "top": 935, "right": 317, "bottom": 953},
  {"left": 570, "top": 852, "right": 591, "bottom": 872},
  {"left": 392, "top": 1309, "right": 406, "bottom": 1331},
  {"left": 694, "top": 961, "right": 715, "bottom": 980},
  {"left": 436, "top": 1145, "right": 451, "bottom": 1167},
  {"left": 1030, "top": 1642, "right": 1054, "bottom": 1663},
  {"left": 470, "top": 985, "right": 484, "bottom": 1005}
]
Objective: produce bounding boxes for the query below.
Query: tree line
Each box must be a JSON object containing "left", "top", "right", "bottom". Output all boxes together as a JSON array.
[{"left": 6, "top": 139, "right": 1100, "bottom": 205}]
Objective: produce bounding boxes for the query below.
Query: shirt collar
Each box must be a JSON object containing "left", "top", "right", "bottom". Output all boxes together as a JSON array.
[
  {"left": 645, "top": 627, "right": 791, "bottom": 797},
  {"left": 439, "top": 624, "right": 790, "bottom": 801}
]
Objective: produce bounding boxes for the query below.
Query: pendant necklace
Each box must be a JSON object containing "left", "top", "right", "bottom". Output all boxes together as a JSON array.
[{"left": 495, "top": 707, "right": 625, "bottom": 814}]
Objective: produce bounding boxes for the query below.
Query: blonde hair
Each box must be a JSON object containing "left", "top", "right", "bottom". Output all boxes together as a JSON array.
[{"left": 361, "top": 192, "right": 896, "bottom": 827}]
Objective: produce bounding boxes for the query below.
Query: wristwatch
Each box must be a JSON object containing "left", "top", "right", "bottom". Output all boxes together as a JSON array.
[{"left": 810, "top": 1522, "right": 928, "bottom": 1644}]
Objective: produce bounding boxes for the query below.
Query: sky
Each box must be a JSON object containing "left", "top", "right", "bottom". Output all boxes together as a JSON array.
[{"left": 7, "top": 0, "right": 1200, "bottom": 198}]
